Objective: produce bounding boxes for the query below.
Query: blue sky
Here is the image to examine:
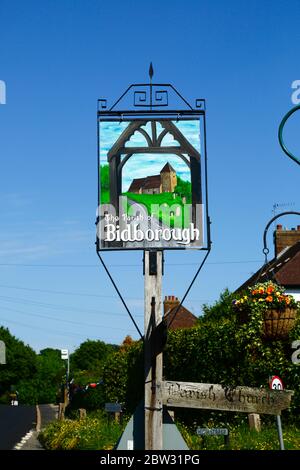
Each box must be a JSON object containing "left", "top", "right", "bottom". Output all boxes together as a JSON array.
[{"left": 0, "top": 0, "right": 300, "bottom": 352}]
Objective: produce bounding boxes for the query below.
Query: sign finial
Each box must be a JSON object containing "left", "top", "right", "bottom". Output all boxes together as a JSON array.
[{"left": 149, "top": 62, "right": 154, "bottom": 82}]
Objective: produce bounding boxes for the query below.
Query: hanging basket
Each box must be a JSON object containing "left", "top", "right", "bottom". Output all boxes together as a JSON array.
[{"left": 262, "top": 307, "right": 297, "bottom": 340}]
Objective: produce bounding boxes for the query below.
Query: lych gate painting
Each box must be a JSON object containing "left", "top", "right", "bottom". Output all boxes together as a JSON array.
[{"left": 98, "top": 119, "right": 204, "bottom": 250}]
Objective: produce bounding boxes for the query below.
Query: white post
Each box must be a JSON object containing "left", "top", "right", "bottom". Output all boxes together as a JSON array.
[
  {"left": 67, "top": 355, "right": 70, "bottom": 384},
  {"left": 144, "top": 250, "right": 163, "bottom": 450},
  {"left": 61, "top": 349, "right": 69, "bottom": 405}
]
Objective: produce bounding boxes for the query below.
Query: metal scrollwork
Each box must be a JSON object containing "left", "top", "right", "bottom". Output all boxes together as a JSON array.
[
  {"left": 134, "top": 90, "right": 147, "bottom": 106},
  {"left": 133, "top": 87, "right": 169, "bottom": 108},
  {"left": 98, "top": 66, "right": 205, "bottom": 113},
  {"left": 195, "top": 99, "right": 205, "bottom": 110},
  {"left": 278, "top": 104, "right": 300, "bottom": 166},
  {"left": 98, "top": 99, "right": 107, "bottom": 110},
  {"left": 154, "top": 90, "right": 168, "bottom": 106}
]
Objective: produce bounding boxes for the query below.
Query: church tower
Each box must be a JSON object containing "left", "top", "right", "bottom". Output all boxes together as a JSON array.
[{"left": 160, "top": 162, "right": 177, "bottom": 192}]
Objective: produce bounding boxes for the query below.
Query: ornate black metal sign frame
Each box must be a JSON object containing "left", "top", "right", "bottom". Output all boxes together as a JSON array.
[{"left": 96, "top": 76, "right": 210, "bottom": 252}]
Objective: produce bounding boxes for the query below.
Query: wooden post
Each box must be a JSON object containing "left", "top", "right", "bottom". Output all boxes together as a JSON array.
[
  {"left": 248, "top": 413, "right": 261, "bottom": 432},
  {"left": 58, "top": 403, "right": 65, "bottom": 421},
  {"left": 144, "top": 250, "right": 163, "bottom": 450},
  {"left": 64, "top": 385, "right": 69, "bottom": 407}
]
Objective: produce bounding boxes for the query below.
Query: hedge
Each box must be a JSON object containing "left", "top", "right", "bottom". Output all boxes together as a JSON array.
[{"left": 101, "top": 291, "right": 300, "bottom": 425}]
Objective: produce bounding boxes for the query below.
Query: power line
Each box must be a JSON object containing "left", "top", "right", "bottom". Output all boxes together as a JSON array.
[
  {"left": 0, "top": 316, "right": 126, "bottom": 342},
  {"left": 0, "top": 259, "right": 262, "bottom": 268},
  {"left": 97, "top": 251, "right": 143, "bottom": 339},
  {"left": 0, "top": 283, "right": 118, "bottom": 299},
  {"left": 0, "top": 293, "right": 144, "bottom": 317},
  {"left": 0, "top": 263, "right": 100, "bottom": 267},
  {"left": 0, "top": 316, "right": 98, "bottom": 339},
  {"left": 0, "top": 283, "right": 211, "bottom": 303},
  {"left": 0, "top": 304, "right": 139, "bottom": 332}
]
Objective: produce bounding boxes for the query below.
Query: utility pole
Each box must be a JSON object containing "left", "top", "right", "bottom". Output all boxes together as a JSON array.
[
  {"left": 144, "top": 250, "right": 163, "bottom": 450},
  {"left": 67, "top": 355, "right": 70, "bottom": 387},
  {"left": 61, "top": 349, "right": 70, "bottom": 407},
  {"left": 0, "top": 340, "right": 6, "bottom": 364}
]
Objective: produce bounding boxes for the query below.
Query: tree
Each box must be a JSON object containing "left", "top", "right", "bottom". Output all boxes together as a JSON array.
[
  {"left": 0, "top": 326, "right": 37, "bottom": 403},
  {"left": 174, "top": 176, "right": 192, "bottom": 203},
  {"left": 100, "top": 164, "right": 110, "bottom": 203},
  {"left": 100, "top": 164, "right": 109, "bottom": 191},
  {"left": 101, "top": 291, "right": 300, "bottom": 424},
  {"left": 120, "top": 335, "right": 134, "bottom": 352},
  {"left": 201, "top": 289, "right": 236, "bottom": 322},
  {"left": 35, "top": 348, "right": 66, "bottom": 404},
  {"left": 71, "top": 340, "right": 118, "bottom": 376}
]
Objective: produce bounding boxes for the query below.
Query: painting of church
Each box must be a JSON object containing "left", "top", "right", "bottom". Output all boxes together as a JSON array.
[{"left": 128, "top": 162, "right": 177, "bottom": 195}]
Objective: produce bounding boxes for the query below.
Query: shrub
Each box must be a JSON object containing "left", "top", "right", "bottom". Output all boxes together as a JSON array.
[
  {"left": 39, "top": 413, "right": 123, "bottom": 450},
  {"left": 101, "top": 290, "right": 300, "bottom": 425},
  {"left": 102, "top": 340, "right": 143, "bottom": 414},
  {"left": 68, "top": 384, "right": 105, "bottom": 412}
]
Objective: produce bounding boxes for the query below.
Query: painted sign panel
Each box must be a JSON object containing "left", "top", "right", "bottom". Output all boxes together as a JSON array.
[
  {"left": 162, "top": 381, "right": 293, "bottom": 415},
  {"left": 97, "top": 119, "right": 204, "bottom": 250}
]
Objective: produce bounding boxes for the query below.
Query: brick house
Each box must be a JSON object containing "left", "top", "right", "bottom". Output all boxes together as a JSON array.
[
  {"left": 163, "top": 295, "right": 198, "bottom": 330},
  {"left": 237, "top": 225, "right": 300, "bottom": 301}
]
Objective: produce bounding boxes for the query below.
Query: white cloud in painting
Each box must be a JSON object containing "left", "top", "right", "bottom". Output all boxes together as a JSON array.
[{"left": 99, "top": 120, "right": 200, "bottom": 191}]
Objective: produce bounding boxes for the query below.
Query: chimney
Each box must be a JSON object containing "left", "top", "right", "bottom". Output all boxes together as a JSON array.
[
  {"left": 163, "top": 295, "right": 180, "bottom": 315},
  {"left": 274, "top": 225, "right": 300, "bottom": 257}
]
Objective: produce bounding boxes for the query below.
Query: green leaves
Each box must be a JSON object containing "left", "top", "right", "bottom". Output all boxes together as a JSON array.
[
  {"left": 0, "top": 326, "right": 37, "bottom": 403},
  {"left": 71, "top": 339, "right": 117, "bottom": 373},
  {"left": 0, "top": 328, "right": 69, "bottom": 405},
  {"left": 101, "top": 289, "right": 300, "bottom": 425},
  {"left": 39, "top": 412, "right": 123, "bottom": 450},
  {"left": 174, "top": 176, "right": 192, "bottom": 203},
  {"left": 102, "top": 341, "right": 143, "bottom": 413}
]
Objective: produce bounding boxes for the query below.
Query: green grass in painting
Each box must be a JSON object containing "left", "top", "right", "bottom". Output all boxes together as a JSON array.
[
  {"left": 100, "top": 189, "right": 110, "bottom": 204},
  {"left": 123, "top": 192, "right": 191, "bottom": 228}
]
